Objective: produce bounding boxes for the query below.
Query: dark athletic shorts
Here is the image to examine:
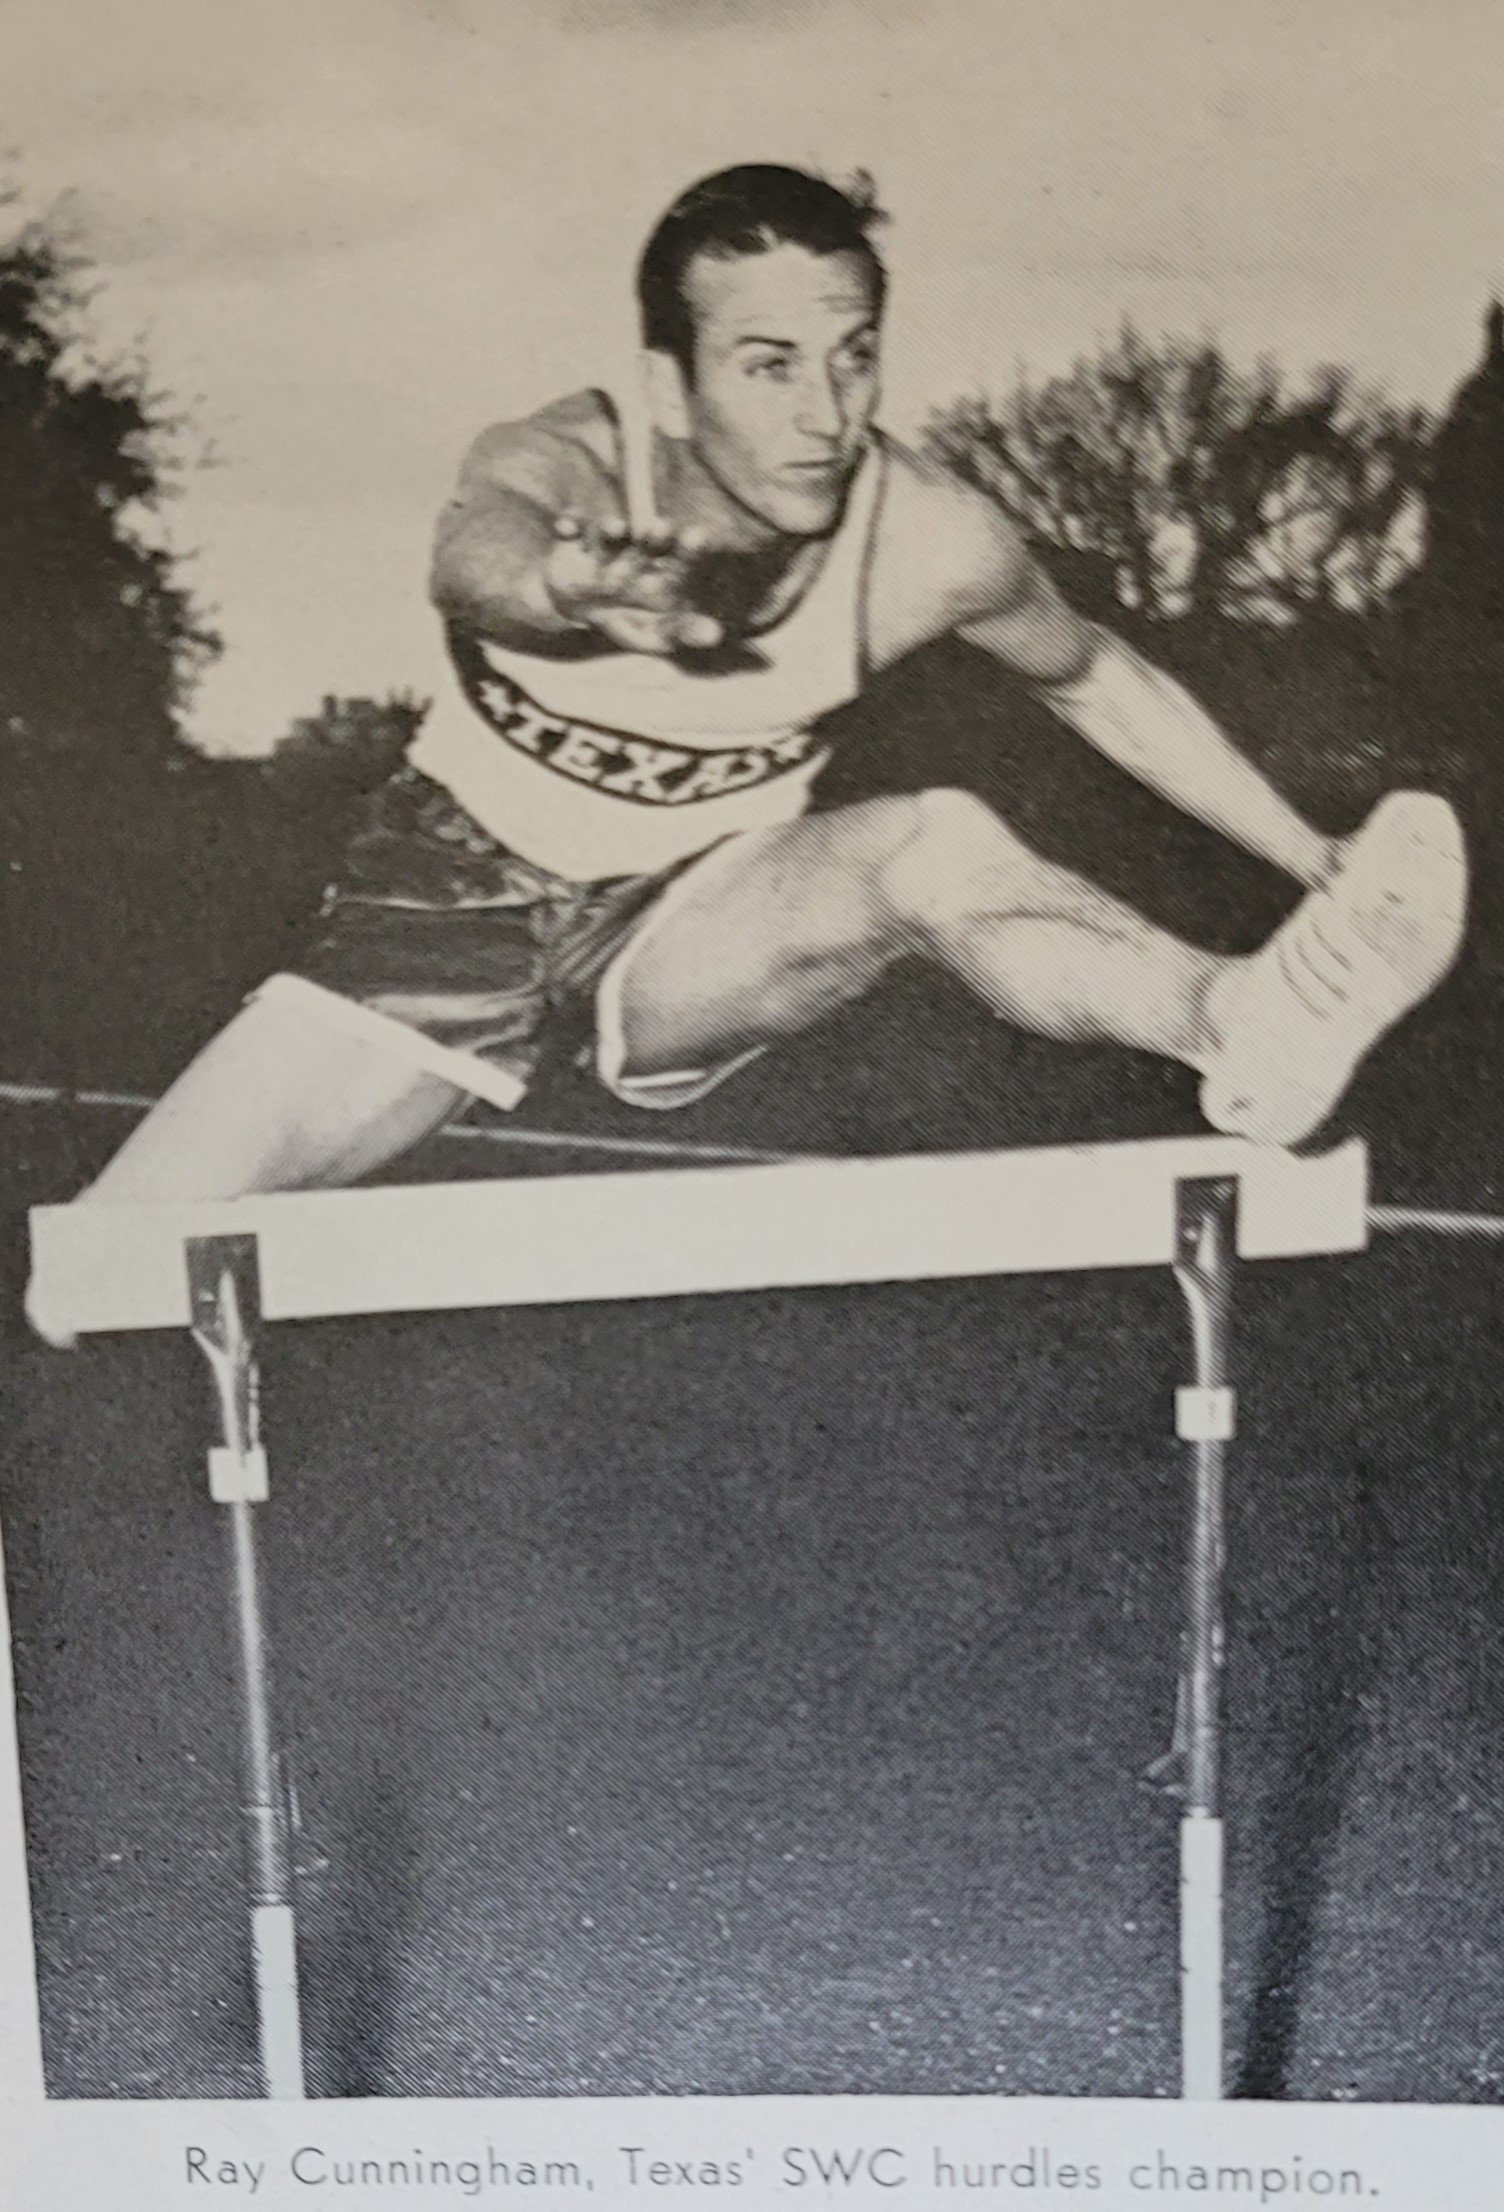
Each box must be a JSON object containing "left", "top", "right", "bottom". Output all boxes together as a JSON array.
[{"left": 258, "top": 765, "right": 764, "bottom": 1113}]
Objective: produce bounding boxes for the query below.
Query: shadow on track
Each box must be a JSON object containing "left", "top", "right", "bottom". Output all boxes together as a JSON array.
[
  {"left": 1236, "top": 1461, "right": 1389, "bottom": 2098},
  {"left": 307, "top": 1770, "right": 422, "bottom": 2098}
]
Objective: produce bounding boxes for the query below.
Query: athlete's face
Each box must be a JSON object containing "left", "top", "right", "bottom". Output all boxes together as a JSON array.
[{"left": 669, "top": 242, "right": 881, "bottom": 539}]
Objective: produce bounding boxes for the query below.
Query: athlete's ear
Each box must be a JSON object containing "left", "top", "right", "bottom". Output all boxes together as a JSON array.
[{"left": 644, "top": 348, "right": 692, "bottom": 441}]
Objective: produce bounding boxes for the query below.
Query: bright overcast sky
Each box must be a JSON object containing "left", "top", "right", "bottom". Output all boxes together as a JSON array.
[{"left": 8, "top": 0, "right": 1504, "bottom": 753}]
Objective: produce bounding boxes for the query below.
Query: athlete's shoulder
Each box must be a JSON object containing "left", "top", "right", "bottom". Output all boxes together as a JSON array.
[
  {"left": 874, "top": 436, "right": 1035, "bottom": 624},
  {"left": 448, "top": 390, "right": 619, "bottom": 510}
]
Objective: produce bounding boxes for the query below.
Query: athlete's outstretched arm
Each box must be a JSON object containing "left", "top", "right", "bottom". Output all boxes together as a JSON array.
[
  {"left": 431, "top": 418, "right": 596, "bottom": 645},
  {"left": 431, "top": 411, "right": 719, "bottom": 656},
  {"left": 926, "top": 472, "right": 1338, "bottom": 888}
]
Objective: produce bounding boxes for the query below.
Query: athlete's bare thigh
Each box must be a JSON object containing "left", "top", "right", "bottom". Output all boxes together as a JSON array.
[{"left": 611, "top": 796, "right": 915, "bottom": 1078}]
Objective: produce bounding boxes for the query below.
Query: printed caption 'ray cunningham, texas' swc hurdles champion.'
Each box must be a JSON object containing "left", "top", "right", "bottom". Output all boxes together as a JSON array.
[{"left": 25, "top": 163, "right": 1468, "bottom": 1338}]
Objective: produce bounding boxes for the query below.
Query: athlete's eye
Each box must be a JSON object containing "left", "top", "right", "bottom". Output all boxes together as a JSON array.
[{"left": 746, "top": 354, "right": 793, "bottom": 381}]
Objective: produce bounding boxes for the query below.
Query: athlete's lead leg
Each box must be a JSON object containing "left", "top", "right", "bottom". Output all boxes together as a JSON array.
[
  {"left": 608, "top": 783, "right": 1463, "bottom": 1149},
  {"left": 609, "top": 787, "right": 1225, "bottom": 1086}
]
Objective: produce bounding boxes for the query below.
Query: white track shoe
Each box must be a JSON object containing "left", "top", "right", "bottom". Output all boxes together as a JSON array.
[{"left": 1199, "top": 792, "right": 1467, "bottom": 1149}]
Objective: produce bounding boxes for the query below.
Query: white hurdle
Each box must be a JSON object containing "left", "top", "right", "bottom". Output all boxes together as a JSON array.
[{"left": 28, "top": 1131, "right": 1371, "bottom": 2100}]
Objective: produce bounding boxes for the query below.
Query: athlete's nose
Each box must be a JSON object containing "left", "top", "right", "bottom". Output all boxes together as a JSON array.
[{"left": 795, "top": 364, "right": 844, "bottom": 443}]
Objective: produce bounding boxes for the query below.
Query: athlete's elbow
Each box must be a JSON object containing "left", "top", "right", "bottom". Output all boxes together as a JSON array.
[
  {"left": 428, "top": 535, "right": 481, "bottom": 624},
  {"left": 430, "top": 554, "right": 517, "bottom": 644}
]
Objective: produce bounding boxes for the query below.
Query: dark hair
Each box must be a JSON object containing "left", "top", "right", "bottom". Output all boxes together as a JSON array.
[{"left": 637, "top": 164, "right": 887, "bottom": 374}]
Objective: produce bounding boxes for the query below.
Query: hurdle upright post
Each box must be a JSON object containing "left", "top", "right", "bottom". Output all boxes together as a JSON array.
[
  {"left": 186, "top": 1234, "right": 305, "bottom": 2101},
  {"left": 1170, "top": 1177, "right": 1237, "bottom": 2100}
]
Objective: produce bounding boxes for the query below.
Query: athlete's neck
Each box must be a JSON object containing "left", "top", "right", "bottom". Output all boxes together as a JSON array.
[
  {"left": 653, "top": 436, "right": 841, "bottom": 632},
  {"left": 655, "top": 435, "right": 803, "bottom": 555}
]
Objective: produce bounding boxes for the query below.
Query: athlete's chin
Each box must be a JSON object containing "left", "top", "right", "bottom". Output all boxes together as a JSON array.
[{"left": 761, "top": 476, "right": 850, "bottom": 537}]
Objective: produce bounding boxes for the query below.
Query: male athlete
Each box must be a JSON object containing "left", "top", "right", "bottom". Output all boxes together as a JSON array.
[{"left": 27, "top": 165, "right": 1466, "bottom": 1342}]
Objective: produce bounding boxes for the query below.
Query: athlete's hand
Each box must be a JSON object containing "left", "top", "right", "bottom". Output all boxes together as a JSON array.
[{"left": 542, "top": 511, "right": 723, "bottom": 655}]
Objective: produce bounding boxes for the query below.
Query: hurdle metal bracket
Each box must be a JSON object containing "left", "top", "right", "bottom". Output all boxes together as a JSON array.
[{"left": 188, "top": 1235, "right": 265, "bottom": 1496}]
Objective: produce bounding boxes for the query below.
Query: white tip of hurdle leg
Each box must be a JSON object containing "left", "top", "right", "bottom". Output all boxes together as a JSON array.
[
  {"left": 1180, "top": 1812, "right": 1224, "bottom": 2101},
  {"left": 251, "top": 1902, "right": 305, "bottom": 2100}
]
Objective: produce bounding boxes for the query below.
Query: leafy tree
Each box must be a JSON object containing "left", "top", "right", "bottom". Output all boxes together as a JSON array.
[
  {"left": 266, "top": 691, "right": 427, "bottom": 791},
  {"left": 929, "top": 328, "right": 1431, "bottom": 625},
  {"left": 0, "top": 193, "right": 218, "bottom": 757},
  {"left": 1415, "top": 302, "right": 1504, "bottom": 634}
]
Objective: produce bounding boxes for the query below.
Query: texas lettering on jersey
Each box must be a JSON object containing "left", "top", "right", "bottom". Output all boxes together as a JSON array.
[{"left": 453, "top": 659, "right": 826, "bottom": 808}]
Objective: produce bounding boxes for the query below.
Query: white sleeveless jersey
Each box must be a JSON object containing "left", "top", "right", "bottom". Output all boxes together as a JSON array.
[{"left": 409, "top": 437, "right": 885, "bottom": 882}]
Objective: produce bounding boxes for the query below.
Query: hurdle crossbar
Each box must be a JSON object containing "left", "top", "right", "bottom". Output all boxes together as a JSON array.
[
  {"left": 28, "top": 1132, "right": 1371, "bottom": 2103},
  {"left": 29, "top": 1133, "right": 1369, "bottom": 1334}
]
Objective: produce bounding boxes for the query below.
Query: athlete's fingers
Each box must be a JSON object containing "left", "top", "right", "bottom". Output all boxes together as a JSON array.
[
  {"left": 634, "top": 522, "right": 702, "bottom": 571},
  {"left": 592, "top": 598, "right": 724, "bottom": 655},
  {"left": 672, "top": 611, "right": 723, "bottom": 652},
  {"left": 608, "top": 549, "right": 685, "bottom": 610},
  {"left": 596, "top": 511, "right": 631, "bottom": 557},
  {"left": 595, "top": 546, "right": 647, "bottom": 600},
  {"left": 615, "top": 518, "right": 702, "bottom": 572},
  {"left": 550, "top": 511, "right": 709, "bottom": 638},
  {"left": 595, "top": 605, "right": 679, "bottom": 655},
  {"left": 542, "top": 525, "right": 599, "bottom": 614},
  {"left": 610, "top": 541, "right": 683, "bottom": 593},
  {"left": 637, "top": 519, "right": 677, "bottom": 559}
]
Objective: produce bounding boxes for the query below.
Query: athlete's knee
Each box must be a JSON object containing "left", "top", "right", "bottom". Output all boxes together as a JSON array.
[{"left": 875, "top": 785, "right": 1035, "bottom": 943}]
